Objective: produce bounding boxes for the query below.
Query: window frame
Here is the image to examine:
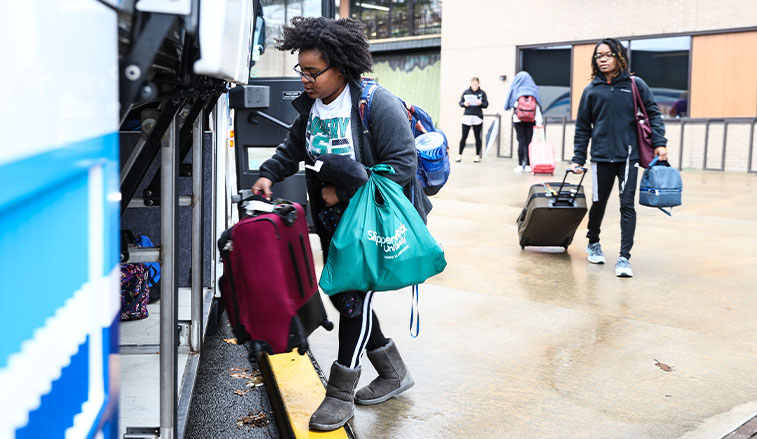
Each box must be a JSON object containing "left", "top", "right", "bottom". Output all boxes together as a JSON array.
[{"left": 515, "top": 26, "right": 757, "bottom": 122}]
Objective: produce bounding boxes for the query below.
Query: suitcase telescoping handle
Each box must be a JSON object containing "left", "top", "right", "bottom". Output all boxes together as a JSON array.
[
  {"left": 232, "top": 189, "right": 276, "bottom": 218},
  {"left": 232, "top": 189, "right": 298, "bottom": 225},
  {"left": 231, "top": 189, "right": 271, "bottom": 205},
  {"left": 554, "top": 167, "right": 587, "bottom": 206}
]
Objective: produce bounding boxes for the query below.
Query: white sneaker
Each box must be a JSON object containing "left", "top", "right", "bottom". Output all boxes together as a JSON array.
[
  {"left": 524, "top": 165, "right": 531, "bottom": 173},
  {"left": 615, "top": 257, "right": 633, "bottom": 277},
  {"left": 587, "top": 242, "right": 605, "bottom": 264},
  {"left": 513, "top": 165, "right": 523, "bottom": 173}
]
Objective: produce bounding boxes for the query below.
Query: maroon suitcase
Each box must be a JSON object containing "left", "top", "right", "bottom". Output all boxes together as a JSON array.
[{"left": 218, "top": 198, "right": 332, "bottom": 358}]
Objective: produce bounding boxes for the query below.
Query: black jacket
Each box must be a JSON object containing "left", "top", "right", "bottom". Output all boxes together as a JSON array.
[
  {"left": 572, "top": 71, "right": 666, "bottom": 165},
  {"left": 459, "top": 87, "right": 489, "bottom": 119}
]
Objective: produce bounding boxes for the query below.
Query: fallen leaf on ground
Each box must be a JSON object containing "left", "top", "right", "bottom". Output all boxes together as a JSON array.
[
  {"left": 245, "top": 375, "right": 264, "bottom": 388},
  {"left": 231, "top": 370, "right": 262, "bottom": 380},
  {"left": 230, "top": 372, "right": 254, "bottom": 379},
  {"left": 236, "top": 412, "right": 268, "bottom": 428},
  {"left": 228, "top": 367, "right": 249, "bottom": 372},
  {"left": 223, "top": 338, "right": 238, "bottom": 345},
  {"left": 653, "top": 359, "right": 674, "bottom": 372},
  {"left": 233, "top": 389, "right": 248, "bottom": 396}
]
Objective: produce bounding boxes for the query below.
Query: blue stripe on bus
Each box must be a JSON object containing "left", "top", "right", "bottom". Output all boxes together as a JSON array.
[
  {"left": 15, "top": 337, "right": 90, "bottom": 439},
  {"left": 0, "top": 133, "right": 118, "bottom": 369},
  {"left": 0, "top": 173, "right": 89, "bottom": 369},
  {"left": 0, "top": 133, "right": 118, "bottom": 210}
]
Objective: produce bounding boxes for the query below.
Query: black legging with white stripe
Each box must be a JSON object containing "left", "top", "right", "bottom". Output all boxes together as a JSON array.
[{"left": 329, "top": 291, "right": 389, "bottom": 368}]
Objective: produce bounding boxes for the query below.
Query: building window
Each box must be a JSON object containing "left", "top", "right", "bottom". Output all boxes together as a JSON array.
[
  {"left": 630, "top": 36, "right": 691, "bottom": 118},
  {"left": 261, "top": 0, "right": 322, "bottom": 47},
  {"left": 519, "top": 46, "right": 572, "bottom": 118},
  {"left": 350, "top": 0, "right": 442, "bottom": 40}
]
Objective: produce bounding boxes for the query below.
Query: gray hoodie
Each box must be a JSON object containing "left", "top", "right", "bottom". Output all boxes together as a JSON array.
[{"left": 259, "top": 79, "right": 432, "bottom": 243}]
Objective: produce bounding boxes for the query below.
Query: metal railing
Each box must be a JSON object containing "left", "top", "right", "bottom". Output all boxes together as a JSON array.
[
  {"left": 508, "top": 116, "right": 757, "bottom": 173},
  {"left": 359, "top": 9, "right": 441, "bottom": 40}
]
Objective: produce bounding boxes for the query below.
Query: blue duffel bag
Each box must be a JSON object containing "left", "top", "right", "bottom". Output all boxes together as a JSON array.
[{"left": 639, "top": 157, "right": 682, "bottom": 216}]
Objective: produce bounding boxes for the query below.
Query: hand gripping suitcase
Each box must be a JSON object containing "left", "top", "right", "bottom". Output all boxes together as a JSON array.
[
  {"left": 528, "top": 129, "right": 556, "bottom": 175},
  {"left": 517, "top": 169, "right": 588, "bottom": 249},
  {"left": 218, "top": 193, "right": 333, "bottom": 360}
]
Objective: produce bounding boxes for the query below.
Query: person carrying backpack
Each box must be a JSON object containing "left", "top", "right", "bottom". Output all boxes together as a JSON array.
[
  {"left": 570, "top": 38, "right": 668, "bottom": 278},
  {"left": 505, "top": 71, "right": 543, "bottom": 172},
  {"left": 456, "top": 77, "right": 489, "bottom": 163},
  {"left": 251, "top": 16, "right": 431, "bottom": 432}
]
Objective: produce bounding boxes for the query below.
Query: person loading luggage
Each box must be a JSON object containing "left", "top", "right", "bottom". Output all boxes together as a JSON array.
[
  {"left": 456, "top": 77, "right": 489, "bottom": 163},
  {"left": 570, "top": 38, "right": 668, "bottom": 277},
  {"left": 251, "top": 16, "right": 431, "bottom": 431},
  {"left": 505, "top": 71, "right": 543, "bottom": 172}
]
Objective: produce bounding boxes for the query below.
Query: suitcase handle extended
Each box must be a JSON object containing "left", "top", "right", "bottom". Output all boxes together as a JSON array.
[
  {"left": 554, "top": 167, "right": 587, "bottom": 206},
  {"left": 232, "top": 188, "right": 270, "bottom": 205}
]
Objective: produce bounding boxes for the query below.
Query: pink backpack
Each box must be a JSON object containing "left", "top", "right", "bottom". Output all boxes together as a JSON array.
[{"left": 515, "top": 95, "right": 536, "bottom": 122}]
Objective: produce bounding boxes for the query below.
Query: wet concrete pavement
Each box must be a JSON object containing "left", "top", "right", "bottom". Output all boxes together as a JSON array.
[{"left": 307, "top": 156, "right": 757, "bottom": 439}]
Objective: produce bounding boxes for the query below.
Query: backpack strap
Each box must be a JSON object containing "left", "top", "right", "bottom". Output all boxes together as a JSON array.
[
  {"left": 359, "top": 78, "right": 380, "bottom": 132},
  {"left": 360, "top": 78, "right": 418, "bottom": 133}
]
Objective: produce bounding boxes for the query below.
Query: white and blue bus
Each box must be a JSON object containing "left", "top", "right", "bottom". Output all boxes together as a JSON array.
[{"left": 0, "top": 2, "right": 121, "bottom": 438}]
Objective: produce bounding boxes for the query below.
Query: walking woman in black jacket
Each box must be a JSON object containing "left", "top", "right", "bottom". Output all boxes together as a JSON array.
[{"left": 570, "top": 38, "right": 667, "bottom": 278}]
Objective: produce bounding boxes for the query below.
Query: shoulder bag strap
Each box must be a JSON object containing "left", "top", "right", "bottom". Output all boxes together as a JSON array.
[{"left": 630, "top": 76, "right": 649, "bottom": 120}]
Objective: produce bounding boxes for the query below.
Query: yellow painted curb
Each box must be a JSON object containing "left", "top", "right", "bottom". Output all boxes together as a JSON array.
[{"left": 260, "top": 350, "right": 350, "bottom": 439}]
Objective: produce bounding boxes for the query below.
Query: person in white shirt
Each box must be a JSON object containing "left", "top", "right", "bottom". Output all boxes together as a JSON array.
[{"left": 457, "top": 77, "right": 489, "bottom": 163}]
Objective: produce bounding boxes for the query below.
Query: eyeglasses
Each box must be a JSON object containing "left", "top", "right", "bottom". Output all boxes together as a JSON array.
[
  {"left": 594, "top": 52, "right": 616, "bottom": 60},
  {"left": 293, "top": 64, "right": 332, "bottom": 82}
]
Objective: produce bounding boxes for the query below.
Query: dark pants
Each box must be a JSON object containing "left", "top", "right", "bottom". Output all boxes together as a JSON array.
[
  {"left": 514, "top": 122, "right": 535, "bottom": 166},
  {"left": 459, "top": 123, "right": 483, "bottom": 156},
  {"left": 586, "top": 161, "right": 639, "bottom": 259},
  {"left": 329, "top": 291, "right": 389, "bottom": 368}
]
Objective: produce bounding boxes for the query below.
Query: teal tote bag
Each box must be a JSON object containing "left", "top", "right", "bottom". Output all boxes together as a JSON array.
[{"left": 319, "top": 164, "right": 447, "bottom": 295}]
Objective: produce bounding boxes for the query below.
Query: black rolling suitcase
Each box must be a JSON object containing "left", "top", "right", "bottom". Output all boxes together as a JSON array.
[{"left": 517, "top": 168, "right": 588, "bottom": 249}]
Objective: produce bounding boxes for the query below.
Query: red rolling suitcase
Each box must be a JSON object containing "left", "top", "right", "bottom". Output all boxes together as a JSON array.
[
  {"left": 528, "top": 129, "right": 556, "bottom": 175},
  {"left": 218, "top": 193, "right": 333, "bottom": 359}
]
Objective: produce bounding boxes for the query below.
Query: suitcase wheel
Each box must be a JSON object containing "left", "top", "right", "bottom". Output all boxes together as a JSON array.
[
  {"left": 247, "top": 340, "right": 274, "bottom": 363},
  {"left": 297, "top": 343, "right": 308, "bottom": 355},
  {"left": 321, "top": 319, "right": 335, "bottom": 331}
]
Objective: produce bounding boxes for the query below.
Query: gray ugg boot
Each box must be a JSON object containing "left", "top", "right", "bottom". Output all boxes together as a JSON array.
[
  {"left": 309, "top": 362, "right": 361, "bottom": 431},
  {"left": 354, "top": 339, "right": 414, "bottom": 405}
]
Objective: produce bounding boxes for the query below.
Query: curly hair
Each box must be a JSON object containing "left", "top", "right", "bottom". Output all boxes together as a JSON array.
[
  {"left": 277, "top": 16, "right": 372, "bottom": 83},
  {"left": 591, "top": 38, "right": 631, "bottom": 79}
]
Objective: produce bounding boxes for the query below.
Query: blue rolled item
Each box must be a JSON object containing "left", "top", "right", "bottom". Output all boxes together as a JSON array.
[{"left": 415, "top": 131, "right": 450, "bottom": 194}]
